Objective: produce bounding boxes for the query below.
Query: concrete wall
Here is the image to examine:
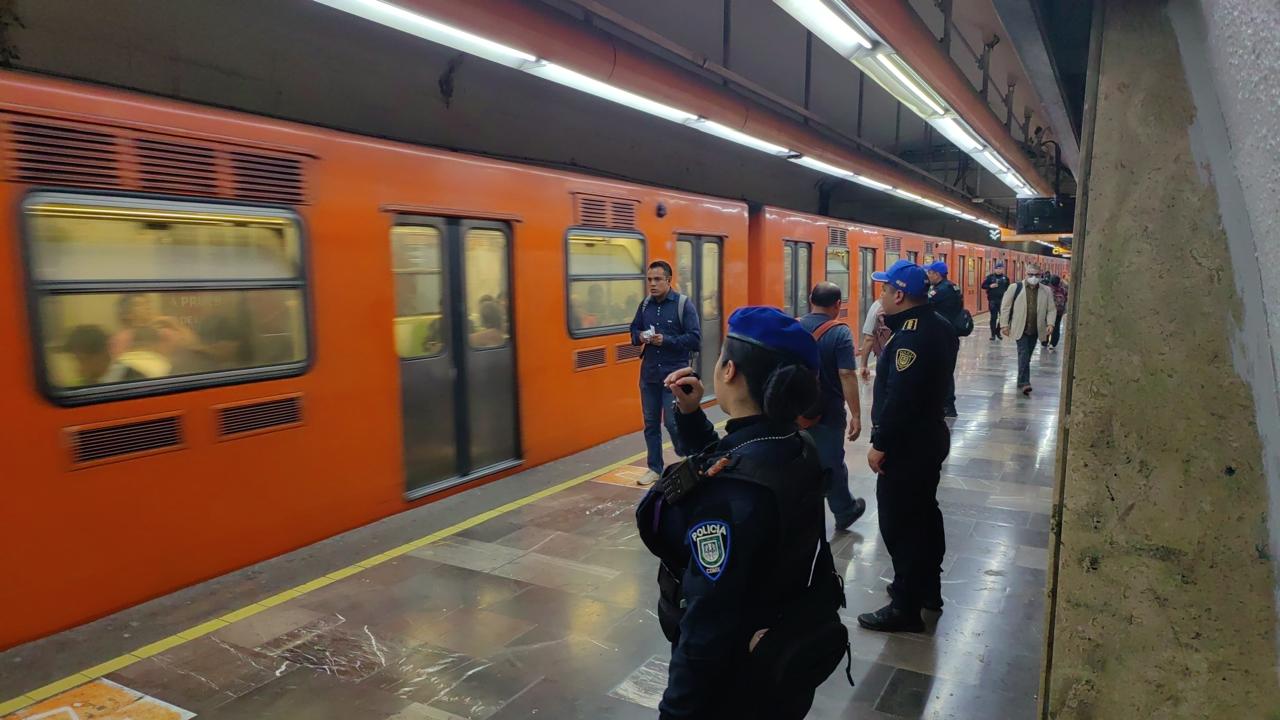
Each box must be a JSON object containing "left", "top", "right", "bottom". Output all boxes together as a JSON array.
[{"left": 1044, "top": 1, "right": 1280, "bottom": 716}]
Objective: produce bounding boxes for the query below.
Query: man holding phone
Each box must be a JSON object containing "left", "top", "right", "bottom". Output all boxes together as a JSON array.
[{"left": 630, "top": 260, "right": 702, "bottom": 486}]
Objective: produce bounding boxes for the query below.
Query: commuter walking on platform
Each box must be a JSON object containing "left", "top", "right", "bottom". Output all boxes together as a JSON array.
[
  {"left": 798, "top": 282, "right": 866, "bottom": 531},
  {"left": 999, "top": 264, "right": 1054, "bottom": 395},
  {"left": 1047, "top": 274, "right": 1069, "bottom": 350},
  {"left": 981, "top": 262, "right": 1011, "bottom": 340},
  {"left": 631, "top": 260, "right": 702, "bottom": 486},
  {"left": 925, "top": 261, "right": 962, "bottom": 418},
  {"left": 638, "top": 307, "right": 849, "bottom": 719},
  {"left": 859, "top": 260, "right": 956, "bottom": 633}
]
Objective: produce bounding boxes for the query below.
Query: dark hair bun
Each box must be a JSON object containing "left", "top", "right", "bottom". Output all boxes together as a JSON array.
[{"left": 762, "top": 363, "right": 819, "bottom": 424}]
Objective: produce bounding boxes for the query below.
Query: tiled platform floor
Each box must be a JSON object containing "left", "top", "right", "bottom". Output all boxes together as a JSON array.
[{"left": 3, "top": 330, "right": 1063, "bottom": 719}]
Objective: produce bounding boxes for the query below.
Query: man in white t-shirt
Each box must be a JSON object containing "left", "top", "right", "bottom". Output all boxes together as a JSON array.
[{"left": 857, "top": 298, "right": 888, "bottom": 379}]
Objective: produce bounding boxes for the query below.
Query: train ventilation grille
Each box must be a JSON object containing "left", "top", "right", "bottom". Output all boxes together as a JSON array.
[
  {"left": 69, "top": 415, "right": 182, "bottom": 466},
  {"left": 136, "top": 138, "right": 218, "bottom": 196},
  {"left": 229, "top": 151, "right": 305, "bottom": 205},
  {"left": 574, "top": 347, "right": 607, "bottom": 371},
  {"left": 218, "top": 396, "right": 303, "bottom": 438},
  {"left": 827, "top": 227, "right": 848, "bottom": 247},
  {"left": 615, "top": 343, "right": 643, "bottom": 362},
  {"left": 884, "top": 236, "right": 902, "bottom": 253},
  {"left": 3, "top": 115, "right": 308, "bottom": 205},
  {"left": 575, "top": 194, "right": 639, "bottom": 230},
  {"left": 10, "top": 120, "right": 121, "bottom": 189}
]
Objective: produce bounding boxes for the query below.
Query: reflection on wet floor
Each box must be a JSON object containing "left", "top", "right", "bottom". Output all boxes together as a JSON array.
[{"left": 4, "top": 333, "right": 1061, "bottom": 720}]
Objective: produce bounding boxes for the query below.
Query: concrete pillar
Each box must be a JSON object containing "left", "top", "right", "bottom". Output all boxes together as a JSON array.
[{"left": 1044, "top": 1, "right": 1280, "bottom": 717}]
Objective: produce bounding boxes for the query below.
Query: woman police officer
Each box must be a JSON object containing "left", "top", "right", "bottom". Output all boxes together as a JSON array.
[{"left": 636, "top": 306, "right": 850, "bottom": 720}]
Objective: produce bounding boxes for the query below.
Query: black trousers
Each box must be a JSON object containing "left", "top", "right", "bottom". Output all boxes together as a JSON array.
[
  {"left": 877, "top": 426, "right": 949, "bottom": 611},
  {"left": 1050, "top": 309, "right": 1064, "bottom": 347},
  {"left": 987, "top": 300, "right": 1003, "bottom": 338}
]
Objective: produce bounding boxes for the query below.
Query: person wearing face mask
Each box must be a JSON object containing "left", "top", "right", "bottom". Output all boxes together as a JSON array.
[
  {"left": 999, "top": 263, "right": 1055, "bottom": 395},
  {"left": 858, "top": 260, "right": 957, "bottom": 633}
]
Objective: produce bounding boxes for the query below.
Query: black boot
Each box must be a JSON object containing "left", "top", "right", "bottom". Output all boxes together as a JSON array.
[{"left": 857, "top": 603, "right": 925, "bottom": 633}]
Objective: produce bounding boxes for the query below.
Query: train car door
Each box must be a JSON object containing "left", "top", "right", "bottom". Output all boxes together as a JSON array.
[
  {"left": 676, "top": 235, "right": 723, "bottom": 398},
  {"left": 392, "top": 217, "right": 520, "bottom": 499},
  {"left": 859, "top": 246, "right": 877, "bottom": 327}
]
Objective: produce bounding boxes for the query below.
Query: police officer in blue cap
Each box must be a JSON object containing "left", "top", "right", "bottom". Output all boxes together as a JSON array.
[
  {"left": 859, "top": 260, "right": 957, "bottom": 633},
  {"left": 637, "top": 306, "right": 850, "bottom": 719},
  {"left": 925, "top": 260, "right": 963, "bottom": 418}
]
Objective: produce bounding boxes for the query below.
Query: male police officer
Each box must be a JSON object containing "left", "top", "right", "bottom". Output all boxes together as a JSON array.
[
  {"left": 638, "top": 307, "right": 847, "bottom": 719},
  {"left": 925, "top": 261, "right": 962, "bottom": 418},
  {"left": 981, "top": 262, "right": 1010, "bottom": 340},
  {"left": 859, "top": 260, "right": 957, "bottom": 633},
  {"left": 630, "top": 260, "right": 702, "bottom": 486}
]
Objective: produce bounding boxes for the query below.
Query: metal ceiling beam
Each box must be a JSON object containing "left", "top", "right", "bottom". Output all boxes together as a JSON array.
[
  {"left": 988, "top": 0, "right": 1081, "bottom": 174},
  {"left": 838, "top": 0, "right": 1055, "bottom": 196}
]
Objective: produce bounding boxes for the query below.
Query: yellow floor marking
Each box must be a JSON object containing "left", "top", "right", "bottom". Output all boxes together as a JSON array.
[
  {"left": 82, "top": 654, "right": 141, "bottom": 679},
  {"left": 24, "top": 673, "right": 92, "bottom": 702},
  {"left": 0, "top": 426, "right": 717, "bottom": 715},
  {"left": 0, "top": 697, "right": 35, "bottom": 715}
]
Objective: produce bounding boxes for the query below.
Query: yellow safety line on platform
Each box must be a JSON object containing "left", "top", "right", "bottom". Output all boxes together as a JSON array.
[{"left": 0, "top": 427, "right": 710, "bottom": 716}]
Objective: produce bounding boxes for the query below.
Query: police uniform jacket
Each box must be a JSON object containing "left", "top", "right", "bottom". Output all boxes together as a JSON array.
[
  {"left": 870, "top": 304, "right": 959, "bottom": 454},
  {"left": 637, "top": 408, "right": 832, "bottom": 719},
  {"left": 981, "top": 272, "right": 1010, "bottom": 303},
  {"left": 926, "top": 279, "right": 964, "bottom": 327}
]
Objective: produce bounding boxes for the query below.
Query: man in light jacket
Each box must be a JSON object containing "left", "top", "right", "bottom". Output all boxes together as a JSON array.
[{"left": 999, "top": 264, "right": 1055, "bottom": 395}]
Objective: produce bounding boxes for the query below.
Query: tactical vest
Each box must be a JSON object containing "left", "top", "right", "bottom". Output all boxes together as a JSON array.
[{"left": 637, "top": 432, "right": 854, "bottom": 699}]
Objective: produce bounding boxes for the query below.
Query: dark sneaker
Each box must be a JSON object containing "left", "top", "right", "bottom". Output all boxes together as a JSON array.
[
  {"left": 887, "top": 583, "right": 943, "bottom": 612},
  {"left": 857, "top": 603, "right": 925, "bottom": 633},
  {"left": 835, "top": 498, "right": 867, "bottom": 532},
  {"left": 944, "top": 406, "right": 958, "bottom": 419}
]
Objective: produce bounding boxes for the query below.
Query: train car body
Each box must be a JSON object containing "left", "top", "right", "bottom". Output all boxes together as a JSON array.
[{"left": 0, "top": 72, "right": 748, "bottom": 649}]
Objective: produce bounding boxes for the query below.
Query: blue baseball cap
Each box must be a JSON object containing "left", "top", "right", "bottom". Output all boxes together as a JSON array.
[
  {"left": 994, "top": 261, "right": 1006, "bottom": 268},
  {"left": 873, "top": 259, "right": 929, "bottom": 298},
  {"left": 727, "top": 306, "right": 820, "bottom": 373},
  {"left": 925, "top": 260, "right": 949, "bottom": 276}
]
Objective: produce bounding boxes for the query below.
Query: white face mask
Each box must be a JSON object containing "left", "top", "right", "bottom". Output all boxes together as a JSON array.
[{"left": 1026, "top": 276, "right": 1041, "bottom": 286}]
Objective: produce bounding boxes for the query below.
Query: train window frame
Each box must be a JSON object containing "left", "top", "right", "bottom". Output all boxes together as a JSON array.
[
  {"left": 21, "top": 191, "right": 312, "bottom": 407},
  {"left": 825, "top": 245, "right": 851, "bottom": 302},
  {"left": 782, "top": 239, "right": 812, "bottom": 317},
  {"left": 563, "top": 227, "right": 647, "bottom": 339}
]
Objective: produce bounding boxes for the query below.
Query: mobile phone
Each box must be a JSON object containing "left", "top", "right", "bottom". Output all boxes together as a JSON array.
[{"left": 679, "top": 371, "right": 699, "bottom": 395}]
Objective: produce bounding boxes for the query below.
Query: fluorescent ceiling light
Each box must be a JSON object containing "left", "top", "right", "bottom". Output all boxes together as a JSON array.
[
  {"left": 932, "top": 117, "right": 984, "bottom": 154},
  {"left": 790, "top": 156, "right": 854, "bottom": 177},
  {"left": 774, "top": 0, "right": 872, "bottom": 57},
  {"left": 686, "top": 119, "right": 795, "bottom": 156},
  {"left": 976, "top": 149, "right": 1011, "bottom": 174},
  {"left": 851, "top": 174, "right": 893, "bottom": 192},
  {"left": 876, "top": 54, "right": 945, "bottom": 116},
  {"left": 312, "top": 0, "right": 536, "bottom": 67},
  {"left": 527, "top": 63, "right": 699, "bottom": 124}
]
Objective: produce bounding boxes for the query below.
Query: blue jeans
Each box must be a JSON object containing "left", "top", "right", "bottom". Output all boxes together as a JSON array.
[
  {"left": 808, "top": 422, "right": 860, "bottom": 525},
  {"left": 1017, "top": 333, "right": 1038, "bottom": 386},
  {"left": 640, "top": 381, "right": 681, "bottom": 473}
]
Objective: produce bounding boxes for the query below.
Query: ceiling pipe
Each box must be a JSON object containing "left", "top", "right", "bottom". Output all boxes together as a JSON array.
[{"left": 838, "top": 0, "right": 1054, "bottom": 197}]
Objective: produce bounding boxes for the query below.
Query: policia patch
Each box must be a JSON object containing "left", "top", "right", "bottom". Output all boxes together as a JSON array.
[
  {"left": 895, "top": 348, "right": 917, "bottom": 371},
  {"left": 689, "top": 521, "right": 730, "bottom": 581}
]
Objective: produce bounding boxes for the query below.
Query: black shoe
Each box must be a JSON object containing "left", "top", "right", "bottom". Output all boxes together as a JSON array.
[
  {"left": 887, "top": 583, "right": 943, "bottom": 612},
  {"left": 944, "top": 406, "right": 958, "bottom": 419},
  {"left": 835, "top": 498, "right": 866, "bottom": 532},
  {"left": 857, "top": 603, "right": 925, "bottom": 633}
]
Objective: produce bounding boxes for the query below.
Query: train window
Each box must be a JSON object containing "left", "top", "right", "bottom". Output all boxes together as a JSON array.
[
  {"left": 796, "top": 244, "right": 811, "bottom": 313},
  {"left": 968, "top": 257, "right": 977, "bottom": 289},
  {"left": 826, "top": 247, "right": 850, "bottom": 300},
  {"left": 782, "top": 244, "right": 794, "bottom": 316},
  {"left": 885, "top": 250, "right": 900, "bottom": 267},
  {"left": 26, "top": 194, "right": 307, "bottom": 402},
  {"left": 392, "top": 225, "right": 445, "bottom": 359},
  {"left": 907, "top": 250, "right": 919, "bottom": 264},
  {"left": 465, "top": 229, "right": 510, "bottom": 350},
  {"left": 567, "top": 231, "right": 645, "bottom": 336},
  {"left": 702, "top": 242, "right": 721, "bottom": 321}
]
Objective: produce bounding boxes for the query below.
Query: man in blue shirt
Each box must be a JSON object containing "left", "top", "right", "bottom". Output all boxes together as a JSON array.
[
  {"left": 798, "top": 282, "right": 866, "bottom": 530},
  {"left": 631, "top": 260, "right": 702, "bottom": 485}
]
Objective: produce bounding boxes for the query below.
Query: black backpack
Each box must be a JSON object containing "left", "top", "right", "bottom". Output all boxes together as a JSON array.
[{"left": 954, "top": 308, "right": 974, "bottom": 337}]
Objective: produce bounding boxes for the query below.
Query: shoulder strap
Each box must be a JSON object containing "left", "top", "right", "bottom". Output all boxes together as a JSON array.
[
  {"left": 811, "top": 319, "right": 841, "bottom": 342},
  {"left": 677, "top": 294, "right": 687, "bottom": 326},
  {"left": 641, "top": 296, "right": 650, "bottom": 312},
  {"left": 1013, "top": 282, "right": 1023, "bottom": 303}
]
